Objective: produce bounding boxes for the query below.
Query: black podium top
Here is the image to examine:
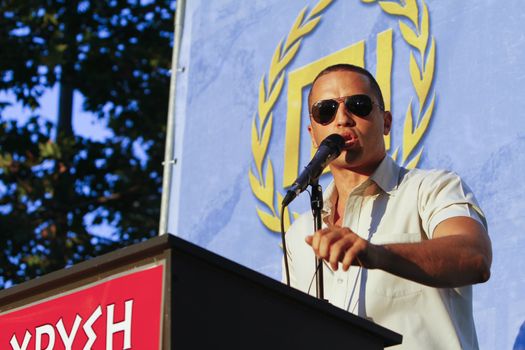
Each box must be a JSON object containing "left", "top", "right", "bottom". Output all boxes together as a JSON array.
[{"left": 0, "top": 234, "right": 402, "bottom": 349}]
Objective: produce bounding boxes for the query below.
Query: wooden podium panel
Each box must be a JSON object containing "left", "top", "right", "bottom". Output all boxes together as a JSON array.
[{"left": 0, "top": 235, "right": 402, "bottom": 349}]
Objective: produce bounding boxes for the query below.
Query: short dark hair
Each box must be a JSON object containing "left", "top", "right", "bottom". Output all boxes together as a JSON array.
[{"left": 307, "top": 64, "right": 385, "bottom": 112}]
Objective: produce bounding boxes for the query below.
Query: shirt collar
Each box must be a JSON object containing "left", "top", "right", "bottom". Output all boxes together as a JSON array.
[
  {"left": 321, "top": 155, "right": 401, "bottom": 216},
  {"left": 369, "top": 155, "right": 401, "bottom": 195}
]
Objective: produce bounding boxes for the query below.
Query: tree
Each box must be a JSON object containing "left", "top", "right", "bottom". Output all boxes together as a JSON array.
[{"left": 0, "top": 0, "right": 175, "bottom": 288}]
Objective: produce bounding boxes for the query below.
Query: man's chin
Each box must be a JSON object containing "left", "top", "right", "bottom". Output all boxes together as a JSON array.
[
  {"left": 342, "top": 148, "right": 362, "bottom": 164},
  {"left": 328, "top": 150, "right": 362, "bottom": 169},
  {"left": 334, "top": 150, "right": 384, "bottom": 175}
]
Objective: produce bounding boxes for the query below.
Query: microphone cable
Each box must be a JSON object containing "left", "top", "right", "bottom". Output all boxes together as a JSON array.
[{"left": 281, "top": 204, "right": 290, "bottom": 286}]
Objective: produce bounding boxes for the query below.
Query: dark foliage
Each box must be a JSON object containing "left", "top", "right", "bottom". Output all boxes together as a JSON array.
[{"left": 0, "top": 0, "right": 175, "bottom": 287}]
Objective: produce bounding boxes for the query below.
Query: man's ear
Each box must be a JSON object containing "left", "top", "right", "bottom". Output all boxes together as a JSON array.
[
  {"left": 383, "top": 111, "right": 392, "bottom": 135},
  {"left": 307, "top": 123, "right": 319, "bottom": 148}
]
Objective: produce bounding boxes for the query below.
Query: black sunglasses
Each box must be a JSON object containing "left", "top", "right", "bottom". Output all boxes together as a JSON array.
[{"left": 310, "top": 94, "right": 384, "bottom": 125}]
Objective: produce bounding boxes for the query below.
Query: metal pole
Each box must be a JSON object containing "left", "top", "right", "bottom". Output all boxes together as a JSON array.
[
  {"left": 310, "top": 181, "right": 324, "bottom": 300},
  {"left": 159, "top": 0, "right": 186, "bottom": 235}
]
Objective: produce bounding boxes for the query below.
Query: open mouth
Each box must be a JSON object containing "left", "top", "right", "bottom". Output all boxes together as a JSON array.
[{"left": 341, "top": 133, "right": 358, "bottom": 147}]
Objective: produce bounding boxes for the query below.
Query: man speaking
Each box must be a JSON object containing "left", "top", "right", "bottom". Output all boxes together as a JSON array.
[{"left": 283, "top": 64, "right": 492, "bottom": 349}]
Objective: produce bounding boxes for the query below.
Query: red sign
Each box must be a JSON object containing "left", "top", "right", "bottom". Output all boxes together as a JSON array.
[{"left": 0, "top": 264, "right": 164, "bottom": 350}]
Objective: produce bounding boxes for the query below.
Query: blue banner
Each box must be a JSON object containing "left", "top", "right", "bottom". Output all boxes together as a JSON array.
[{"left": 167, "top": 1, "right": 525, "bottom": 348}]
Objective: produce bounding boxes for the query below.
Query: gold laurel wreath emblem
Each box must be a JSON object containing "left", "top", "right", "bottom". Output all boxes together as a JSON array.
[{"left": 249, "top": 0, "right": 436, "bottom": 233}]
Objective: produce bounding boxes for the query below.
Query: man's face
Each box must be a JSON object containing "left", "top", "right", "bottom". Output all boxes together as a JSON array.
[{"left": 308, "top": 70, "right": 392, "bottom": 175}]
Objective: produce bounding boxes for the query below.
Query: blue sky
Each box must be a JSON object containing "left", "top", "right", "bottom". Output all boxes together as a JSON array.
[{"left": 0, "top": 86, "right": 113, "bottom": 141}]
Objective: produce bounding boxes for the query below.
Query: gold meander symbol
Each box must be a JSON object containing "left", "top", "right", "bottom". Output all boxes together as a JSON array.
[{"left": 249, "top": 0, "right": 436, "bottom": 233}]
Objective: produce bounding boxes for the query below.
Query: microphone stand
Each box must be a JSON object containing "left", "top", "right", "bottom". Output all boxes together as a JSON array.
[{"left": 310, "top": 180, "right": 324, "bottom": 300}]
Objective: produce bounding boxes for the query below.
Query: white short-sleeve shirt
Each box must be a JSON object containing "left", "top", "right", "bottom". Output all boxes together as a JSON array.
[{"left": 284, "top": 156, "right": 486, "bottom": 350}]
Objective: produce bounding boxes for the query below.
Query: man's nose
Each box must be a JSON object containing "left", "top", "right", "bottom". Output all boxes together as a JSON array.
[{"left": 334, "top": 103, "right": 356, "bottom": 127}]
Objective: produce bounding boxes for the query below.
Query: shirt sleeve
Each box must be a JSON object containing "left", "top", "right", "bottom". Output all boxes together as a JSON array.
[{"left": 417, "top": 170, "right": 487, "bottom": 238}]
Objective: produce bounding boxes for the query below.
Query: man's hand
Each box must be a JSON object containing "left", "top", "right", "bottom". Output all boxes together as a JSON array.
[
  {"left": 305, "top": 225, "right": 376, "bottom": 271},
  {"left": 304, "top": 217, "right": 492, "bottom": 288}
]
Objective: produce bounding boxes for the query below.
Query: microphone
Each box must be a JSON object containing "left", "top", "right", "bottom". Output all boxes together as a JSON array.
[{"left": 281, "top": 134, "right": 345, "bottom": 207}]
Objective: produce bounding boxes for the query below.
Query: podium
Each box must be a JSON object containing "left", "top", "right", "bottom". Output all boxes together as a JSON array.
[{"left": 0, "top": 235, "right": 402, "bottom": 349}]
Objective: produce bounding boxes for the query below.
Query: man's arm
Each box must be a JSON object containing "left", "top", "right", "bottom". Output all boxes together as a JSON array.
[{"left": 306, "top": 216, "right": 492, "bottom": 288}]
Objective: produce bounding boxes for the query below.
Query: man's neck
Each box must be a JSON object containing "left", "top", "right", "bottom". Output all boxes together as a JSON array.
[
  {"left": 329, "top": 156, "right": 385, "bottom": 223},
  {"left": 331, "top": 168, "right": 370, "bottom": 202}
]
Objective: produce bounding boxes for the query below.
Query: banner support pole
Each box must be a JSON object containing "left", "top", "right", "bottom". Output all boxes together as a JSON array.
[{"left": 159, "top": 0, "right": 187, "bottom": 235}]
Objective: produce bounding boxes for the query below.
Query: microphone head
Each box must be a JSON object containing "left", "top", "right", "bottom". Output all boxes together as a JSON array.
[{"left": 320, "top": 134, "right": 345, "bottom": 154}]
